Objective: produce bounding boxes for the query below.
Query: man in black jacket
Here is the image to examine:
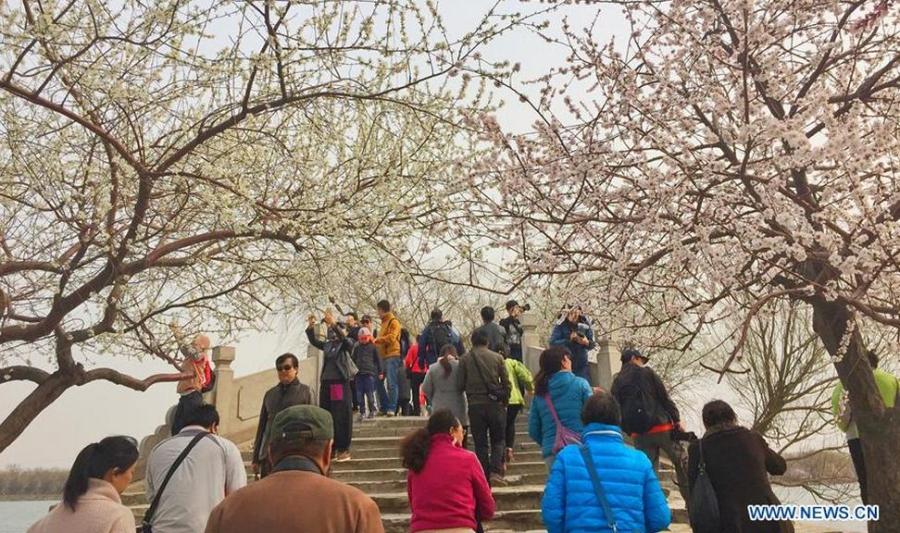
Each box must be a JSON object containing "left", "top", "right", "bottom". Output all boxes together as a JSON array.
[
  {"left": 611, "top": 347, "right": 690, "bottom": 504},
  {"left": 252, "top": 353, "right": 313, "bottom": 477}
]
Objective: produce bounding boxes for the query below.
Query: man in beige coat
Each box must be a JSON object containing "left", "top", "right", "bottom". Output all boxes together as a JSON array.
[{"left": 204, "top": 405, "right": 384, "bottom": 533}]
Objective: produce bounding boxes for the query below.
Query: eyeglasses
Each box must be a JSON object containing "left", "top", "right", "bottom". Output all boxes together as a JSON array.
[{"left": 277, "top": 365, "right": 296, "bottom": 372}]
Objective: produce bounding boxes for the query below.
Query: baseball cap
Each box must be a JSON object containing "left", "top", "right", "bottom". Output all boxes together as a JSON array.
[
  {"left": 505, "top": 300, "right": 519, "bottom": 311},
  {"left": 621, "top": 347, "right": 648, "bottom": 363},
  {"left": 270, "top": 405, "right": 334, "bottom": 444}
]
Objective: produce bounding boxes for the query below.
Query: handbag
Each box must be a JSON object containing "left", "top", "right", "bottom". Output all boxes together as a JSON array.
[
  {"left": 470, "top": 351, "right": 510, "bottom": 403},
  {"left": 579, "top": 445, "right": 637, "bottom": 533},
  {"left": 545, "top": 394, "right": 582, "bottom": 454},
  {"left": 141, "top": 432, "right": 209, "bottom": 532},
  {"left": 688, "top": 438, "right": 721, "bottom": 533}
]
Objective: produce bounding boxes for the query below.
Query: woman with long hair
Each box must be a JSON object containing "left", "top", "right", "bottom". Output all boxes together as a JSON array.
[
  {"left": 402, "top": 410, "right": 495, "bottom": 533},
  {"left": 528, "top": 346, "right": 593, "bottom": 470},
  {"left": 422, "top": 345, "right": 469, "bottom": 440},
  {"left": 28, "top": 436, "right": 139, "bottom": 533}
]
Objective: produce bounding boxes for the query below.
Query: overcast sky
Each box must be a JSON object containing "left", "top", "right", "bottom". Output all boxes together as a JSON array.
[{"left": 0, "top": 0, "right": 631, "bottom": 469}]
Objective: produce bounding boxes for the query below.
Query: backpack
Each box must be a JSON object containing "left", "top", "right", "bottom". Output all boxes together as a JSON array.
[
  {"left": 429, "top": 323, "right": 454, "bottom": 361},
  {"left": 618, "top": 381, "right": 656, "bottom": 435},
  {"left": 689, "top": 438, "right": 721, "bottom": 533}
]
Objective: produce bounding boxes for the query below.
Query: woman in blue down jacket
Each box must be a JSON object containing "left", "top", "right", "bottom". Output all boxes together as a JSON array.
[
  {"left": 542, "top": 390, "right": 671, "bottom": 533},
  {"left": 529, "top": 346, "right": 593, "bottom": 470}
]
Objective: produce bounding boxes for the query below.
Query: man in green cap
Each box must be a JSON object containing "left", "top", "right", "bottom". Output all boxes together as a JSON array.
[{"left": 204, "top": 405, "right": 384, "bottom": 533}]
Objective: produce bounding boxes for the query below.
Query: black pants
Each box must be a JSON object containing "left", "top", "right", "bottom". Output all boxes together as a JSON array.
[
  {"left": 320, "top": 380, "right": 353, "bottom": 452},
  {"left": 171, "top": 391, "right": 203, "bottom": 436},
  {"left": 848, "top": 438, "right": 867, "bottom": 504},
  {"left": 349, "top": 378, "right": 359, "bottom": 410},
  {"left": 505, "top": 404, "right": 522, "bottom": 449},
  {"left": 410, "top": 372, "right": 426, "bottom": 415},
  {"left": 468, "top": 402, "right": 506, "bottom": 478}
]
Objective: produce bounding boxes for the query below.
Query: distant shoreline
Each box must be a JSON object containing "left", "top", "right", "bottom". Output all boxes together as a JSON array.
[{"left": 0, "top": 495, "right": 57, "bottom": 502}]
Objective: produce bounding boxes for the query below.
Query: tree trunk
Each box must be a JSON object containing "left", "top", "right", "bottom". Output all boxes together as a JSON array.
[
  {"left": 0, "top": 371, "right": 77, "bottom": 453},
  {"left": 811, "top": 299, "right": 900, "bottom": 532}
]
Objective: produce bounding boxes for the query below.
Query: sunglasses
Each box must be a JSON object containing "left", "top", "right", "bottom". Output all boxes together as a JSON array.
[{"left": 277, "top": 365, "right": 296, "bottom": 372}]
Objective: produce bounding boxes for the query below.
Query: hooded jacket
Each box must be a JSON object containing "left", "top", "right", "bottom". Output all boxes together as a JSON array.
[{"left": 541, "top": 423, "right": 671, "bottom": 533}]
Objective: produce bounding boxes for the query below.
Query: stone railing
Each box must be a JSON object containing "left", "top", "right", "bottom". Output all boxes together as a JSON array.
[{"left": 133, "top": 344, "right": 321, "bottom": 480}]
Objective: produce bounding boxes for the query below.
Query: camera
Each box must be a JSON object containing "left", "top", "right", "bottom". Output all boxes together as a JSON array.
[{"left": 522, "top": 303, "right": 531, "bottom": 311}]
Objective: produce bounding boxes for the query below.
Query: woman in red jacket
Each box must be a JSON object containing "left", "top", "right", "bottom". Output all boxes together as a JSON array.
[{"left": 401, "top": 409, "right": 495, "bottom": 532}]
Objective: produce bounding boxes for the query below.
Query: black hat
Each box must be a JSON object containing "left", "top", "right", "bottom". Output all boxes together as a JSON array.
[
  {"left": 621, "top": 347, "right": 648, "bottom": 363},
  {"left": 505, "top": 300, "right": 519, "bottom": 311}
]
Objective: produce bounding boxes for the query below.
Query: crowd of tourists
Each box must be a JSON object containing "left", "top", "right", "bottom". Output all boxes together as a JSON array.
[{"left": 26, "top": 297, "right": 897, "bottom": 533}]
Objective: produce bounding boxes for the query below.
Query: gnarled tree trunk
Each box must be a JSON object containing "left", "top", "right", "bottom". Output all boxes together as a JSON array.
[{"left": 812, "top": 299, "right": 900, "bottom": 532}]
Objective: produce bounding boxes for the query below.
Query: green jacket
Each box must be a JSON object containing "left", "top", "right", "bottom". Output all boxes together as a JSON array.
[
  {"left": 506, "top": 358, "right": 534, "bottom": 406},
  {"left": 831, "top": 369, "right": 899, "bottom": 438}
]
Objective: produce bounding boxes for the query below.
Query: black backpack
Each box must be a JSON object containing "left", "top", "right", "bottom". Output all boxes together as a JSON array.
[
  {"left": 430, "top": 323, "right": 454, "bottom": 361},
  {"left": 618, "top": 381, "right": 656, "bottom": 434},
  {"left": 689, "top": 438, "right": 721, "bottom": 532}
]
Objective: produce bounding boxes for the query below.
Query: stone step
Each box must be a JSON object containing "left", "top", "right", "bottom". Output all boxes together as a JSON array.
[
  {"left": 240, "top": 440, "right": 538, "bottom": 462},
  {"left": 373, "top": 484, "right": 545, "bottom": 515},
  {"left": 331, "top": 450, "right": 545, "bottom": 471},
  {"left": 381, "top": 510, "right": 545, "bottom": 533}
]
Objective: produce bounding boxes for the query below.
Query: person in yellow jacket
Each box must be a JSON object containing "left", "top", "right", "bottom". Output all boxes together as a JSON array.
[
  {"left": 373, "top": 300, "right": 403, "bottom": 416},
  {"left": 504, "top": 356, "right": 534, "bottom": 465},
  {"left": 831, "top": 349, "right": 899, "bottom": 504}
]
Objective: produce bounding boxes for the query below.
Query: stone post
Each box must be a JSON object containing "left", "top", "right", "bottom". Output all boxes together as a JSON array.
[
  {"left": 593, "top": 338, "right": 617, "bottom": 390},
  {"left": 210, "top": 345, "right": 236, "bottom": 435},
  {"left": 520, "top": 312, "right": 543, "bottom": 375}
]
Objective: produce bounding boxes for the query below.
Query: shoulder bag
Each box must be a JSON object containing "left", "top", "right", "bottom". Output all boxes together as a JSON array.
[
  {"left": 470, "top": 351, "right": 510, "bottom": 403},
  {"left": 688, "top": 437, "right": 721, "bottom": 533},
  {"left": 546, "top": 394, "right": 582, "bottom": 454},
  {"left": 579, "top": 445, "right": 637, "bottom": 533}
]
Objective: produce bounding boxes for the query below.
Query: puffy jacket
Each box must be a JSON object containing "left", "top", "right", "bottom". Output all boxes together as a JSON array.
[
  {"left": 542, "top": 423, "right": 671, "bottom": 533},
  {"left": 352, "top": 342, "right": 382, "bottom": 377},
  {"left": 506, "top": 358, "right": 534, "bottom": 406},
  {"left": 529, "top": 372, "right": 592, "bottom": 457}
]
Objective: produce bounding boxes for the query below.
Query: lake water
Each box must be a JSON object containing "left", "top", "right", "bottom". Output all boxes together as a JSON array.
[{"left": 0, "top": 500, "right": 56, "bottom": 533}]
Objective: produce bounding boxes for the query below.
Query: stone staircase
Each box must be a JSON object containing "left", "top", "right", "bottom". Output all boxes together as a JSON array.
[{"left": 124, "top": 415, "right": 688, "bottom": 532}]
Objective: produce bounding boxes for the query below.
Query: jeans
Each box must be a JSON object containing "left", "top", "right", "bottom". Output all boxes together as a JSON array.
[
  {"left": 505, "top": 404, "right": 522, "bottom": 449},
  {"left": 634, "top": 431, "right": 690, "bottom": 504},
  {"left": 468, "top": 402, "right": 506, "bottom": 478},
  {"left": 356, "top": 374, "right": 377, "bottom": 417},
  {"left": 320, "top": 380, "right": 353, "bottom": 452},
  {"left": 848, "top": 438, "right": 867, "bottom": 504},
  {"left": 380, "top": 357, "right": 401, "bottom": 413}
]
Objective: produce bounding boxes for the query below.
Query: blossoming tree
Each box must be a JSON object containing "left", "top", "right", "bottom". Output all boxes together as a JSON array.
[
  {"left": 0, "top": 0, "right": 538, "bottom": 452},
  {"left": 470, "top": 0, "right": 900, "bottom": 521}
]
